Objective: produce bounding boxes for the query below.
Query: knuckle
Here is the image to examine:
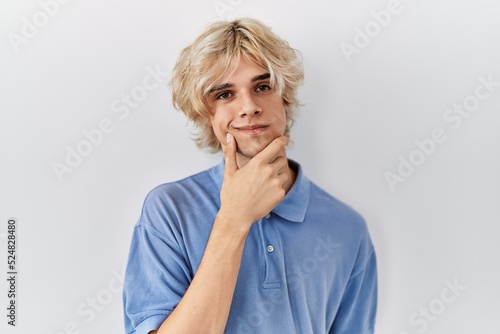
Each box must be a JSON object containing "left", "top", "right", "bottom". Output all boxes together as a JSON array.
[
  {"left": 263, "top": 165, "right": 274, "bottom": 178},
  {"left": 271, "top": 178, "right": 282, "bottom": 188},
  {"left": 254, "top": 159, "right": 265, "bottom": 168},
  {"left": 281, "top": 173, "right": 289, "bottom": 183}
]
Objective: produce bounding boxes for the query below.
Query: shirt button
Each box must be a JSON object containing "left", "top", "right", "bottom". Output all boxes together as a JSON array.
[
  {"left": 265, "top": 213, "right": 271, "bottom": 219},
  {"left": 266, "top": 245, "right": 274, "bottom": 253}
]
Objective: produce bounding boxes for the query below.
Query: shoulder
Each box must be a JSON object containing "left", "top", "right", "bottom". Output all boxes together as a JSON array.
[
  {"left": 145, "top": 165, "right": 220, "bottom": 203},
  {"left": 138, "top": 166, "right": 220, "bottom": 230},
  {"left": 309, "top": 181, "right": 365, "bottom": 223}
]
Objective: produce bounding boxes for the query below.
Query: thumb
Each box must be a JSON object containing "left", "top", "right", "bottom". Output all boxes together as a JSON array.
[{"left": 223, "top": 133, "right": 238, "bottom": 174}]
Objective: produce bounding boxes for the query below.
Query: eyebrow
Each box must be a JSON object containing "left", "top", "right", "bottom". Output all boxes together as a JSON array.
[
  {"left": 208, "top": 73, "right": 271, "bottom": 94},
  {"left": 252, "top": 73, "right": 271, "bottom": 82}
]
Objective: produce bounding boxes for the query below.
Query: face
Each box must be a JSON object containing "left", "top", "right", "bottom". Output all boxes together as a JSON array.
[{"left": 207, "top": 57, "right": 287, "bottom": 161}]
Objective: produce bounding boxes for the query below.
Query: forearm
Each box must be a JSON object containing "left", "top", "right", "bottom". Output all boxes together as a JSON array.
[{"left": 155, "top": 214, "right": 250, "bottom": 334}]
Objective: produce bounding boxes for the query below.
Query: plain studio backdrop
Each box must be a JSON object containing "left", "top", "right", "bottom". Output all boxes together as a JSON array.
[{"left": 1, "top": 0, "right": 499, "bottom": 333}]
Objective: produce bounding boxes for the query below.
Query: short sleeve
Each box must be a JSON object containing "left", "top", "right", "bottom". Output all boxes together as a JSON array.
[
  {"left": 122, "top": 221, "right": 192, "bottom": 334},
  {"left": 329, "top": 229, "right": 378, "bottom": 334}
]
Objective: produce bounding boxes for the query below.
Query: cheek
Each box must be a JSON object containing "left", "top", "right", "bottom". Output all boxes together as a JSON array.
[
  {"left": 213, "top": 127, "right": 225, "bottom": 144},
  {"left": 209, "top": 115, "right": 228, "bottom": 142},
  {"left": 277, "top": 105, "right": 288, "bottom": 129}
]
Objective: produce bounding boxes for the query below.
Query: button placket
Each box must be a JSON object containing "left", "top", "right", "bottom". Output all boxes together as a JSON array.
[{"left": 260, "top": 215, "right": 282, "bottom": 289}]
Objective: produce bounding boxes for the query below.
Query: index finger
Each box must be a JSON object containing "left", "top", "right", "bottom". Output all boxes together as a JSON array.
[{"left": 253, "top": 136, "right": 289, "bottom": 164}]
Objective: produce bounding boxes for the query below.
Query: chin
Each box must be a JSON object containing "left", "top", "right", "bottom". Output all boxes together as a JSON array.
[
  {"left": 235, "top": 134, "right": 283, "bottom": 159},
  {"left": 236, "top": 141, "right": 269, "bottom": 159},
  {"left": 236, "top": 147, "right": 261, "bottom": 159}
]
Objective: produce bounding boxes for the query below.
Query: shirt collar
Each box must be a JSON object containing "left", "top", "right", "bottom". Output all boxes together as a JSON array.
[{"left": 209, "top": 159, "right": 310, "bottom": 223}]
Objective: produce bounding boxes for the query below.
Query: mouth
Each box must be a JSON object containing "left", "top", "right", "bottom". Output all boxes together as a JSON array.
[{"left": 234, "top": 124, "right": 269, "bottom": 135}]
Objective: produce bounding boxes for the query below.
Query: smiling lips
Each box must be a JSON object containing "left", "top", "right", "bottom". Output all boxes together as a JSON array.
[{"left": 234, "top": 124, "right": 269, "bottom": 135}]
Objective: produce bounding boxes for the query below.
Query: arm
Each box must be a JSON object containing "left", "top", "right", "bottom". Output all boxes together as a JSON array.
[{"left": 151, "top": 135, "right": 290, "bottom": 334}]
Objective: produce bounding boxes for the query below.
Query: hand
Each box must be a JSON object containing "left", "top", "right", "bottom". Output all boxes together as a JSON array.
[{"left": 218, "top": 134, "right": 290, "bottom": 228}]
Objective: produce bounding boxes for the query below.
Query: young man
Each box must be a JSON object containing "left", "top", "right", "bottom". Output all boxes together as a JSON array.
[{"left": 123, "top": 18, "right": 377, "bottom": 334}]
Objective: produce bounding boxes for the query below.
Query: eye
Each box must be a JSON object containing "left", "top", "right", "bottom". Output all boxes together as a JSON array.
[
  {"left": 256, "top": 84, "right": 272, "bottom": 92},
  {"left": 216, "top": 92, "right": 232, "bottom": 100}
]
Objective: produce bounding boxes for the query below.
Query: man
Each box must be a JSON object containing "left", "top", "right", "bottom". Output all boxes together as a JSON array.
[{"left": 123, "top": 17, "right": 377, "bottom": 334}]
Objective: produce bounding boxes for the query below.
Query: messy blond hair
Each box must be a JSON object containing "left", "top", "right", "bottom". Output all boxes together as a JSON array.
[{"left": 171, "top": 17, "right": 304, "bottom": 152}]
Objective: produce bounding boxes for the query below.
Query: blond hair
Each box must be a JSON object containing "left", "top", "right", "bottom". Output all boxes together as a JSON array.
[{"left": 171, "top": 17, "right": 304, "bottom": 152}]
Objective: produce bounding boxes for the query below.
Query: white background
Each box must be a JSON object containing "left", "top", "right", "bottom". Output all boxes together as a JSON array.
[{"left": 1, "top": 0, "right": 499, "bottom": 333}]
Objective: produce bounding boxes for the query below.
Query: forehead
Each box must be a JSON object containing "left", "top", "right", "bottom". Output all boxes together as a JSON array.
[{"left": 210, "top": 55, "right": 268, "bottom": 86}]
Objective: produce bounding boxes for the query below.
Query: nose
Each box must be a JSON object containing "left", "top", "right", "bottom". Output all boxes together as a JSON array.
[{"left": 238, "top": 92, "right": 262, "bottom": 117}]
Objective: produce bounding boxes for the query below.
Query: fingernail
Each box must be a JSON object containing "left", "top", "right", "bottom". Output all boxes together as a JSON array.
[{"left": 226, "top": 133, "right": 232, "bottom": 144}]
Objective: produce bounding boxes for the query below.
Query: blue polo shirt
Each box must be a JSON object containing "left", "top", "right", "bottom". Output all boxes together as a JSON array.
[{"left": 123, "top": 160, "right": 377, "bottom": 334}]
